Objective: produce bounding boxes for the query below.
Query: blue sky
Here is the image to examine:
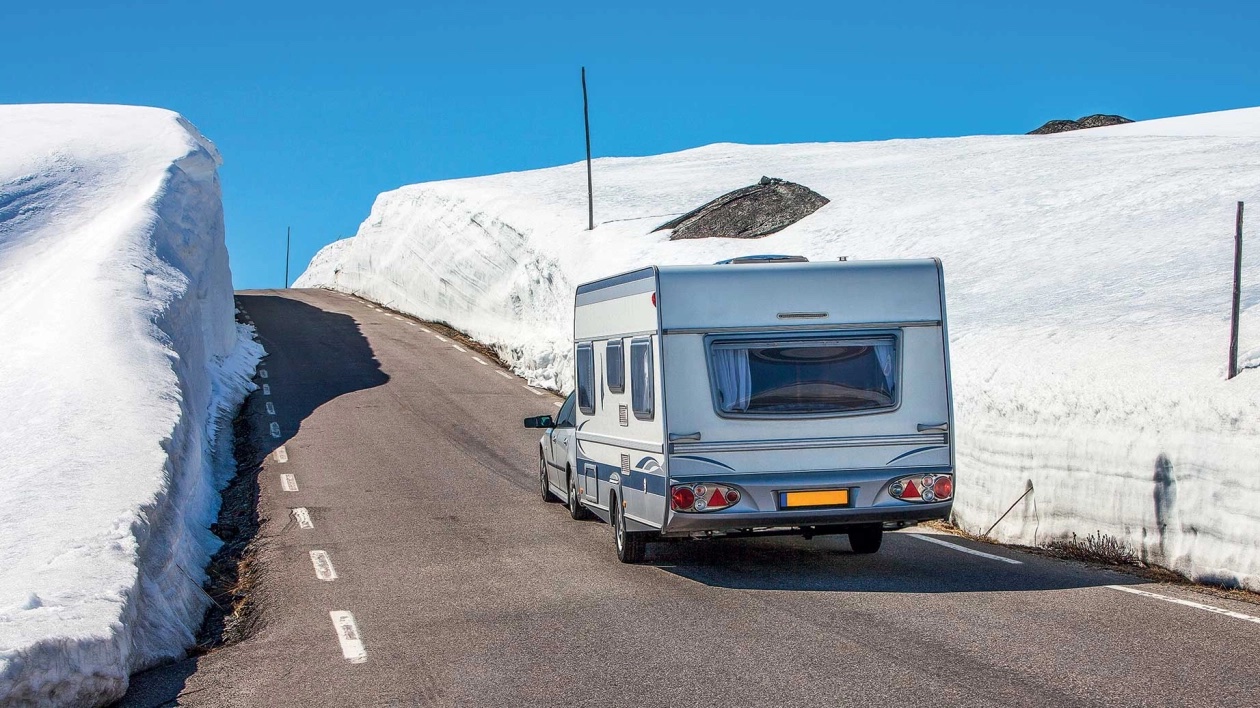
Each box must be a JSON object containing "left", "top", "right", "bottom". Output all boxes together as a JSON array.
[{"left": 7, "top": 1, "right": 1258, "bottom": 288}]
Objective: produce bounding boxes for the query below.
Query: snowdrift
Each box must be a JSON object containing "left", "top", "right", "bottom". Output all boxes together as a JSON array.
[
  {"left": 0, "top": 105, "right": 262, "bottom": 706},
  {"left": 298, "top": 106, "right": 1260, "bottom": 589}
]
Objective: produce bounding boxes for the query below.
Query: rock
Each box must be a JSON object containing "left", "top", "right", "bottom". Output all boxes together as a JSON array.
[
  {"left": 1028, "top": 114, "right": 1134, "bottom": 135},
  {"left": 654, "top": 177, "right": 829, "bottom": 240}
]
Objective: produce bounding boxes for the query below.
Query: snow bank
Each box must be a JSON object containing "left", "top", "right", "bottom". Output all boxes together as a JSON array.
[
  {"left": 0, "top": 105, "right": 262, "bottom": 706},
  {"left": 298, "top": 107, "right": 1260, "bottom": 589}
]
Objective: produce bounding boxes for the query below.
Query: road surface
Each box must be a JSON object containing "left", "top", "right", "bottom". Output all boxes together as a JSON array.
[{"left": 121, "top": 288, "right": 1260, "bottom": 707}]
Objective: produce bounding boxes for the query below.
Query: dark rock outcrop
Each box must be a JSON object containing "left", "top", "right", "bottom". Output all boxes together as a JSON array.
[
  {"left": 1028, "top": 114, "right": 1134, "bottom": 135},
  {"left": 654, "top": 177, "right": 829, "bottom": 240}
]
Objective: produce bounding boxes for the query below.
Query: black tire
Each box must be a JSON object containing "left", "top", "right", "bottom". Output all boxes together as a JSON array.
[
  {"left": 848, "top": 525, "right": 883, "bottom": 554},
  {"left": 567, "top": 471, "right": 590, "bottom": 520},
  {"left": 539, "top": 452, "right": 557, "bottom": 503},
  {"left": 612, "top": 495, "right": 647, "bottom": 564}
]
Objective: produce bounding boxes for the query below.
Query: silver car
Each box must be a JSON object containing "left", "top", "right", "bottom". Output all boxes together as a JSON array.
[{"left": 524, "top": 392, "right": 590, "bottom": 520}]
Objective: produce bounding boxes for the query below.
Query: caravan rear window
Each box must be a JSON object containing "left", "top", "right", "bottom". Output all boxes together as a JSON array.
[
  {"left": 709, "top": 336, "right": 897, "bottom": 416},
  {"left": 576, "top": 343, "right": 595, "bottom": 415}
]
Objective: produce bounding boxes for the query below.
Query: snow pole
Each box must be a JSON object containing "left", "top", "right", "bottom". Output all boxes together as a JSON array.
[
  {"left": 582, "top": 66, "right": 594, "bottom": 231},
  {"left": 1228, "top": 202, "right": 1243, "bottom": 380},
  {"left": 285, "top": 226, "right": 291, "bottom": 289}
]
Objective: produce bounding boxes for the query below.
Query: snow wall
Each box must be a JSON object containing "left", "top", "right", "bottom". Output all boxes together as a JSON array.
[
  {"left": 0, "top": 105, "right": 263, "bottom": 706},
  {"left": 297, "top": 106, "right": 1260, "bottom": 590}
]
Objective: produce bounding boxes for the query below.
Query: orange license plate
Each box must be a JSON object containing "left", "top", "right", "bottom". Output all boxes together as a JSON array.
[{"left": 779, "top": 489, "right": 850, "bottom": 509}]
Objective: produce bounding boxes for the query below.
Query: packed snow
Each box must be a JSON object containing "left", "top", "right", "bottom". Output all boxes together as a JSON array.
[
  {"left": 0, "top": 105, "right": 262, "bottom": 706},
  {"left": 298, "top": 107, "right": 1260, "bottom": 590}
]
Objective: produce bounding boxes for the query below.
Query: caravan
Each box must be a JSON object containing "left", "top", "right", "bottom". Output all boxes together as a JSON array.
[{"left": 525, "top": 257, "right": 954, "bottom": 563}]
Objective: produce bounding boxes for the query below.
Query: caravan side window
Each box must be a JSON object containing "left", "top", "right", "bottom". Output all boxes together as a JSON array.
[
  {"left": 606, "top": 339, "right": 624, "bottom": 393},
  {"left": 576, "top": 343, "right": 595, "bottom": 415},
  {"left": 630, "top": 338, "right": 654, "bottom": 420}
]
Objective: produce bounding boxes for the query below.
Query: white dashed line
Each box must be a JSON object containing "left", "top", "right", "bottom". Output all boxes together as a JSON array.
[
  {"left": 523, "top": 385, "right": 544, "bottom": 396},
  {"left": 472, "top": 357, "right": 488, "bottom": 366},
  {"left": 418, "top": 326, "right": 431, "bottom": 333},
  {"left": 496, "top": 371, "right": 512, "bottom": 379},
  {"left": 434, "top": 334, "right": 449, "bottom": 343},
  {"left": 1108, "top": 585, "right": 1260, "bottom": 625},
  {"left": 452, "top": 344, "right": 466, "bottom": 352},
  {"left": 269, "top": 422, "right": 281, "bottom": 438},
  {"left": 310, "top": 550, "right": 337, "bottom": 581},
  {"left": 265, "top": 402, "right": 276, "bottom": 415},
  {"left": 273, "top": 446, "right": 289, "bottom": 463},
  {"left": 259, "top": 369, "right": 269, "bottom": 379},
  {"left": 406, "top": 322, "right": 416, "bottom": 327},
  {"left": 392, "top": 315, "right": 403, "bottom": 321},
  {"left": 554, "top": 402, "right": 562, "bottom": 408},
  {"left": 330, "top": 611, "right": 367, "bottom": 663},
  {"left": 280, "top": 473, "right": 299, "bottom": 491},
  {"left": 907, "top": 533, "right": 1023, "bottom": 564},
  {"left": 262, "top": 384, "right": 271, "bottom": 396},
  {"left": 292, "top": 507, "right": 314, "bottom": 529}
]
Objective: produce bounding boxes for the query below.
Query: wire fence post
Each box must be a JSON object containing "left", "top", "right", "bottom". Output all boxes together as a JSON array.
[
  {"left": 582, "top": 67, "right": 594, "bottom": 231},
  {"left": 1229, "top": 202, "right": 1243, "bottom": 380}
]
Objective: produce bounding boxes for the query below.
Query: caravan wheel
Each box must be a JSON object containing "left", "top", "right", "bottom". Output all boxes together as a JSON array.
[
  {"left": 567, "top": 470, "right": 590, "bottom": 521},
  {"left": 612, "top": 497, "right": 646, "bottom": 564}
]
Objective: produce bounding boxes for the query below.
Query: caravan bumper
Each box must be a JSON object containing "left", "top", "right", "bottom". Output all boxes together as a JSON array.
[{"left": 660, "top": 501, "right": 951, "bottom": 537}]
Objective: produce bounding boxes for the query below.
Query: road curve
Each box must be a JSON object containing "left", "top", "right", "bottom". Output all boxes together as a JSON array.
[{"left": 121, "top": 288, "right": 1260, "bottom": 707}]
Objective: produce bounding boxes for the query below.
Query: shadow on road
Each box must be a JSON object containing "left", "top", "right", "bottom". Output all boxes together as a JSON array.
[
  {"left": 648, "top": 532, "right": 1138, "bottom": 594},
  {"left": 239, "top": 292, "right": 389, "bottom": 458}
]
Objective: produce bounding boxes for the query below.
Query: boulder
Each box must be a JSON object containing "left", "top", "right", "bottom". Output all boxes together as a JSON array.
[{"left": 654, "top": 176, "right": 829, "bottom": 240}]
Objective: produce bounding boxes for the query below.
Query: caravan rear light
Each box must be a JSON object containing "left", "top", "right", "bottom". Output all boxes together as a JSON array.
[
  {"left": 671, "top": 486, "right": 696, "bottom": 511},
  {"left": 888, "top": 474, "right": 953, "bottom": 503},
  {"left": 670, "top": 484, "right": 741, "bottom": 512}
]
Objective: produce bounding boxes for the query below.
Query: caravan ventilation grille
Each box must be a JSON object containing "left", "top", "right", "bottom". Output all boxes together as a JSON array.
[
  {"left": 620, "top": 454, "right": 631, "bottom": 476},
  {"left": 619, "top": 405, "right": 629, "bottom": 427}
]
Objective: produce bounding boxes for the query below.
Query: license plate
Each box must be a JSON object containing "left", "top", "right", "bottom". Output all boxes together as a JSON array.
[{"left": 779, "top": 489, "right": 850, "bottom": 509}]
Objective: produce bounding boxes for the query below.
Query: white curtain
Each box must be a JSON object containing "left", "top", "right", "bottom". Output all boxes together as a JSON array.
[
  {"left": 874, "top": 343, "right": 896, "bottom": 392},
  {"left": 713, "top": 347, "right": 752, "bottom": 412}
]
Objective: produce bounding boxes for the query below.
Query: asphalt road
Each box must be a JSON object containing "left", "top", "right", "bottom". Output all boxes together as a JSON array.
[{"left": 122, "top": 288, "right": 1260, "bottom": 707}]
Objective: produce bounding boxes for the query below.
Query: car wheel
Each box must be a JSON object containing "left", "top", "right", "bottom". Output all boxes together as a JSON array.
[
  {"left": 612, "top": 495, "right": 646, "bottom": 564},
  {"left": 567, "top": 471, "right": 589, "bottom": 520},
  {"left": 539, "top": 452, "right": 557, "bottom": 503},
  {"left": 848, "top": 525, "right": 883, "bottom": 554}
]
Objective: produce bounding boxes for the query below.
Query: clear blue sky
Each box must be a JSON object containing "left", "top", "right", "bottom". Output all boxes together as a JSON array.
[{"left": 7, "top": 1, "right": 1257, "bottom": 288}]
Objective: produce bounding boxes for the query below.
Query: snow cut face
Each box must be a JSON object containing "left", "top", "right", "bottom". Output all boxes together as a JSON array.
[
  {"left": 298, "top": 106, "right": 1260, "bottom": 592},
  {"left": 0, "top": 104, "right": 261, "bottom": 707}
]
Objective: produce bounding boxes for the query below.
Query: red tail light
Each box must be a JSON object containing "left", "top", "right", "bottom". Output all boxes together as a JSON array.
[
  {"left": 671, "top": 484, "right": 741, "bottom": 512},
  {"left": 889, "top": 474, "right": 953, "bottom": 503},
  {"left": 671, "top": 486, "right": 695, "bottom": 511}
]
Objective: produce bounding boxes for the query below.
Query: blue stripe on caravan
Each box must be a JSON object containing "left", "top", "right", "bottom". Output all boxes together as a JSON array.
[
  {"left": 577, "top": 457, "right": 668, "bottom": 497},
  {"left": 574, "top": 267, "right": 655, "bottom": 306}
]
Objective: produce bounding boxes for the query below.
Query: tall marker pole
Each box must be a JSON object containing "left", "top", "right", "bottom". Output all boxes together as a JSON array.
[
  {"left": 285, "top": 226, "right": 291, "bottom": 289},
  {"left": 1228, "top": 202, "right": 1243, "bottom": 379},
  {"left": 582, "top": 67, "right": 594, "bottom": 231}
]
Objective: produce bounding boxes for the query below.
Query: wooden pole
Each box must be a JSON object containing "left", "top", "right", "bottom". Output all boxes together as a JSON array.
[
  {"left": 1228, "top": 202, "right": 1243, "bottom": 379},
  {"left": 285, "top": 226, "right": 291, "bottom": 289},
  {"left": 582, "top": 67, "right": 594, "bottom": 231}
]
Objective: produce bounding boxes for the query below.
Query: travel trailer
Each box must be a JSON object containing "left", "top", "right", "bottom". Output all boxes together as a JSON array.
[{"left": 525, "top": 257, "right": 954, "bottom": 563}]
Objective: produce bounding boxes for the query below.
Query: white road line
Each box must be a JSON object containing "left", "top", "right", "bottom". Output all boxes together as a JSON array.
[
  {"left": 496, "top": 371, "right": 512, "bottom": 379},
  {"left": 292, "top": 507, "right": 314, "bottom": 529},
  {"left": 418, "top": 326, "right": 431, "bottom": 333},
  {"left": 273, "top": 446, "right": 289, "bottom": 463},
  {"left": 907, "top": 533, "right": 1023, "bottom": 565},
  {"left": 472, "top": 356, "right": 488, "bottom": 366},
  {"left": 434, "top": 334, "right": 449, "bottom": 343},
  {"left": 269, "top": 422, "right": 281, "bottom": 438},
  {"left": 406, "top": 322, "right": 416, "bottom": 326},
  {"left": 259, "top": 369, "right": 269, "bottom": 379},
  {"left": 265, "top": 402, "right": 276, "bottom": 415},
  {"left": 554, "top": 402, "right": 562, "bottom": 408},
  {"left": 451, "top": 344, "right": 466, "bottom": 352},
  {"left": 392, "top": 315, "right": 403, "bottom": 320},
  {"left": 310, "top": 550, "right": 337, "bottom": 580},
  {"left": 329, "top": 611, "right": 368, "bottom": 664},
  {"left": 262, "top": 384, "right": 271, "bottom": 396},
  {"left": 523, "top": 385, "right": 544, "bottom": 396},
  {"left": 1108, "top": 585, "right": 1260, "bottom": 625},
  {"left": 280, "top": 473, "right": 299, "bottom": 491}
]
